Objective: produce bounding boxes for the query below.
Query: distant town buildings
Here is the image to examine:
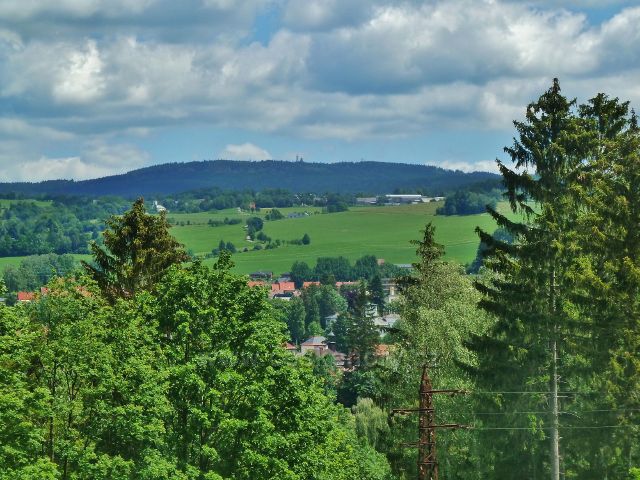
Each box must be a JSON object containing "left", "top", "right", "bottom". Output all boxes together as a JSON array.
[
  {"left": 356, "top": 194, "right": 445, "bottom": 205},
  {"left": 153, "top": 200, "right": 167, "bottom": 212}
]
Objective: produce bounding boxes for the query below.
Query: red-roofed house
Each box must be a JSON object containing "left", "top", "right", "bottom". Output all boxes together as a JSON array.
[
  {"left": 335, "top": 281, "right": 359, "bottom": 288},
  {"left": 247, "top": 281, "right": 266, "bottom": 288},
  {"left": 302, "top": 281, "right": 321, "bottom": 288},
  {"left": 271, "top": 282, "right": 296, "bottom": 293},
  {"left": 17, "top": 291, "right": 35, "bottom": 302}
]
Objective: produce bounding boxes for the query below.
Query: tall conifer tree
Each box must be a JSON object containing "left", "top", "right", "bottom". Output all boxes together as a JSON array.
[
  {"left": 83, "top": 198, "right": 188, "bottom": 301},
  {"left": 469, "top": 79, "right": 592, "bottom": 479}
]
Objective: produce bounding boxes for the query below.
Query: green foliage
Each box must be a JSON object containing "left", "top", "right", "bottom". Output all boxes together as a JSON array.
[
  {"left": 265, "top": 208, "right": 284, "bottom": 220},
  {"left": 290, "top": 260, "right": 312, "bottom": 288},
  {"left": 352, "top": 255, "right": 379, "bottom": 280},
  {"left": 369, "top": 274, "right": 385, "bottom": 314},
  {"left": 314, "top": 256, "right": 353, "bottom": 281},
  {"left": 285, "top": 297, "right": 306, "bottom": 344},
  {"left": 352, "top": 398, "right": 390, "bottom": 451},
  {"left": 0, "top": 202, "right": 88, "bottom": 256},
  {"left": 0, "top": 255, "right": 394, "bottom": 479},
  {"left": 466, "top": 227, "right": 513, "bottom": 274},
  {"left": 301, "top": 233, "right": 311, "bottom": 245},
  {"left": 339, "top": 283, "right": 379, "bottom": 370},
  {"left": 3, "top": 254, "right": 78, "bottom": 293},
  {"left": 245, "top": 216, "right": 264, "bottom": 236},
  {"left": 469, "top": 80, "right": 640, "bottom": 477},
  {"left": 307, "top": 352, "right": 340, "bottom": 399},
  {"left": 376, "top": 223, "right": 489, "bottom": 478},
  {"left": 436, "top": 189, "right": 499, "bottom": 216},
  {"left": 82, "top": 198, "right": 188, "bottom": 301}
]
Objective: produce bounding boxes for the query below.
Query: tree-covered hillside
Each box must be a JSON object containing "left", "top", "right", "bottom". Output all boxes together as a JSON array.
[{"left": 0, "top": 160, "right": 498, "bottom": 198}]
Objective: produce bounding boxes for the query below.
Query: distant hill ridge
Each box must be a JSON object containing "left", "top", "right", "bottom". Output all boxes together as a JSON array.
[{"left": 0, "top": 160, "right": 499, "bottom": 197}]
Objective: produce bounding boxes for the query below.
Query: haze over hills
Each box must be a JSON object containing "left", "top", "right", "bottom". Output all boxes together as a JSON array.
[{"left": 0, "top": 160, "right": 498, "bottom": 198}]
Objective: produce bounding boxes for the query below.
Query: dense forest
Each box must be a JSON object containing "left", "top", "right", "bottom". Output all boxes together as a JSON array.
[
  {"left": 0, "top": 197, "right": 130, "bottom": 257},
  {"left": 1, "top": 80, "right": 639, "bottom": 479},
  {"left": 0, "top": 160, "right": 499, "bottom": 198},
  {"left": 162, "top": 189, "right": 354, "bottom": 213}
]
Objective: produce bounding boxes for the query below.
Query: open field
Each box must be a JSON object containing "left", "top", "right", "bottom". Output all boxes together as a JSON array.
[
  {"left": 0, "top": 202, "right": 519, "bottom": 276},
  {"left": 166, "top": 206, "right": 323, "bottom": 225},
  {"left": 170, "top": 202, "right": 520, "bottom": 275},
  {"left": 0, "top": 254, "right": 92, "bottom": 271}
]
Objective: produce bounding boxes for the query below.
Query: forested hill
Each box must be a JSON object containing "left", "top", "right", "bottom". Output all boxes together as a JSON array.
[{"left": 0, "top": 160, "right": 498, "bottom": 197}]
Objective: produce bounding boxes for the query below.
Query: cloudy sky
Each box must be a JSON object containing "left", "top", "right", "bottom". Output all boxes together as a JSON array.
[{"left": 1, "top": 0, "right": 639, "bottom": 181}]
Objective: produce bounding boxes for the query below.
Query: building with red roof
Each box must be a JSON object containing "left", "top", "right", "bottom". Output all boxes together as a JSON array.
[
  {"left": 271, "top": 282, "right": 296, "bottom": 293},
  {"left": 17, "top": 291, "right": 36, "bottom": 302}
]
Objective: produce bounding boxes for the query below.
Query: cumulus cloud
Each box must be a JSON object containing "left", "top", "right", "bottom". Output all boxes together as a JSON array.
[
  {"left": 436, "top": 159, "right": 500, "bottom": 174},
  {"left": 219, "top": 142, "right": 272, "bottom": 160},
  {"left": 0, "top": 0, "right": 638, "bottom": 180},
  {"left": 53, "top": 40, "right": 105, "bottom": 104},
  {"left": 282, "top": 0, "right": 374, "bottom": 31},
  {"left": 2, "top": 141, "right": 149, "bottom": 181}
]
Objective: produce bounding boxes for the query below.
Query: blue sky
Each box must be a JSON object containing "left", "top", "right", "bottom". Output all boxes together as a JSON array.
[{"left": 0, "top": 0, "right": 639, "bottom": 181}]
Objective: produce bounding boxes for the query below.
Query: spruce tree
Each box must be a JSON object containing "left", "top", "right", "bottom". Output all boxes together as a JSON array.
[
  {"left": 469, "top": 79, "right": 591, "bottom": 479},
  {"left": 569, "top": 100, "right": 640, "bottom": 475},
  {"left": 82, "top": 198, "right": 188, "bottom": 301}
]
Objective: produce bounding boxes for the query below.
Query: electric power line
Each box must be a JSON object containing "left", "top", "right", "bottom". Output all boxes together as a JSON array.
[
  {"left": 474, "top": 424, "right": 638, "bottom": 431},
  {"left": 471, "top": 408, "right": 640, "bottom": 416}
]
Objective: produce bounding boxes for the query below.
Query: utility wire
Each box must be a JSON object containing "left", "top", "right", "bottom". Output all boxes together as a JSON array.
[
  {"left": 470, "top": 391, "right": 599, "bottom": 395},
  {"left": 471, "top": 408, "right": 640, "bottom": 415},
  {"left": 474, "top": 425, "right": 638, "bottom": 431}
]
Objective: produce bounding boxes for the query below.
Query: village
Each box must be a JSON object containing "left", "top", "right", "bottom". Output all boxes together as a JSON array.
[{"left": 246, "top": 269, "right": 401, "bottom": 370}]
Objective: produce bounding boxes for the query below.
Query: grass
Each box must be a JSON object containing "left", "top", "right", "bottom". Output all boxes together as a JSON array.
[
  {"left": 0, "top": 202, "right": 520, "bottom": 277},
  {"left": 169, "top": 202, "right": 520, "bottom": 275},
  {"left": 0, "top": 254, "right": 92, "bottom": 271},
  {"left": 165, "top": 206, "right": 323, "bottom": 225}
]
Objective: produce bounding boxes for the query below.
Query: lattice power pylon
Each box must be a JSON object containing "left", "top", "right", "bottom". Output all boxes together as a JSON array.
[{"left": 392, "top": 364, "right": 468, "bottom": 480}]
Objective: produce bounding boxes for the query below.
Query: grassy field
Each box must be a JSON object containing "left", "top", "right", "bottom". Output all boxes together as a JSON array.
[
  {"left": 166, "top": 206, "right": 323, "bottom": 225},
  {"left": 0, "top": 202, "right": 519, "bottom": 276},
  {"left": 0, "top": 254, "right": 92, "bottom": 271},
  {"left": 169, "top": 202, "right": 520, "bottom": 275}
]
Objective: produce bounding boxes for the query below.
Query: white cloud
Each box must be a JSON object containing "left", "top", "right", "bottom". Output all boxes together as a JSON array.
[
  {"left": 283, "top": 0, "right": 373, "bottom": 31},
  {"left": 0, "top": 118, "right": 75, "bottom": 141},
  {"left": 0, "top": 0, "right": 638, "bottom": 180},
  {"left": 0, "top": 0, "right": 154, "bottom": 20},
  {"left": 219, "top": 142, "right": 272, "bottom": 160},
  {"left": 436, "top": 159, "right": 500, "bottom": 174},
  {"left": 3, "top": 141, "right": 149, "bottom": 181},
  {"left": 53, "top": 39, "right": 105, "bottom": 104}
]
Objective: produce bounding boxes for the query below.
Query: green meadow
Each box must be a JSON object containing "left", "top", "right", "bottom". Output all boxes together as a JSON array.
[
  {"left": 0, "top": 202, "right": 519, "bottom": 276},
  {"left": 0, "top": 254, "right": 92, "bottom": 271},
  {"left": 169, "top": 202, "right": 519, "bottom": 275}
]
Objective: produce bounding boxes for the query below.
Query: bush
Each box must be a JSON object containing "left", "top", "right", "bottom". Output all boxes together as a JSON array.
[{"left": 266, "top": 208, "right": 284, "bottom": 220}]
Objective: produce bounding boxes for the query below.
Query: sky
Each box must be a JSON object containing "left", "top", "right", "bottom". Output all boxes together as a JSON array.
[{"left": 0, "top": 0, "right": 639, "bottom": 181}]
